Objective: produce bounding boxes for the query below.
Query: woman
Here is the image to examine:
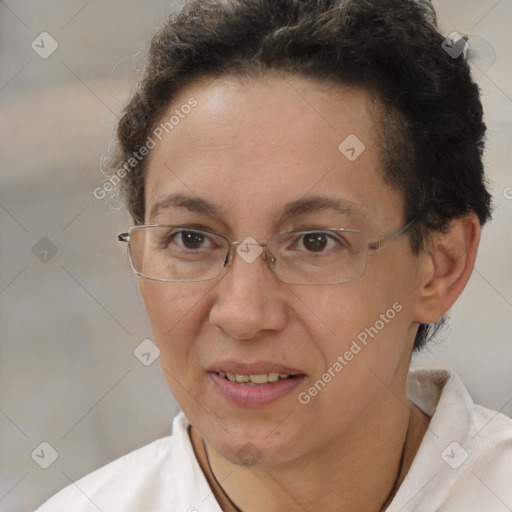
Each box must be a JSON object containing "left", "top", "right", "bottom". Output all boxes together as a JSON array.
[{"left": 37, "top": 0, "right": 512, "bottom": 510}]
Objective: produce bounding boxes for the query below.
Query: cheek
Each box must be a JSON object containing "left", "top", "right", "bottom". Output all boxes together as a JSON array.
[
  {"left": 291, "top": 285, "right": 410, "bottom": 434},
  {"left": 297, "top": 270, "right": 411, "bottom": 385},
  {"left": 139, "top": 279, "right": 206, "bottom": 328},
  {"left": 138, "top": 281, "right": 208, "bottom": 368},
  {"left": 138, "top": 281, "right": 219, "bottom": 421},
  {"left": 300, "top": 282, "right": 402, "bottom": 351}
]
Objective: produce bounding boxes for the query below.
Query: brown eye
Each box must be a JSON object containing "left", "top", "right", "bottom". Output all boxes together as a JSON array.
[
  {"left": 295, "top": 231, "right": 349, "bottom": 254},
  {"left": 163, "top": 229, "right": 214, "bottom": 251},
  {"left": 179, "top": 230, "right": 207, "bottom": 249},
  {"left": 302, "top": 233, "right": 328, "bottom": 252}
]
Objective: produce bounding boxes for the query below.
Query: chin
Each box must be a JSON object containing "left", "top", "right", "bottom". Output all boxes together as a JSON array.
[{"left": 203, "top": 417, "right": 311, "bottom": 468}]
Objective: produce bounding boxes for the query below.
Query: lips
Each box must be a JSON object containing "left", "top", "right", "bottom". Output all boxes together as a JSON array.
[{"left": 207, "top": 360, "right": 306, "bottom": 407}]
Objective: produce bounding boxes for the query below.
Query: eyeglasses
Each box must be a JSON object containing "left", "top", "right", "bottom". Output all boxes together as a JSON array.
[{"left": 117, "top": 220, "right": 415, "bottom": 285}]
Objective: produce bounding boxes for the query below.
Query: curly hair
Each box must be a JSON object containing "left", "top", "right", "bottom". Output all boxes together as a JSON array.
[{"left": 104, "top": 0, "right": 492, "bottom": 350}]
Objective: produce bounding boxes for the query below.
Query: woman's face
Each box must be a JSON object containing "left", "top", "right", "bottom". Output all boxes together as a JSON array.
[{"left": 139, "top": 74, "right": 422, "bottom": 465}]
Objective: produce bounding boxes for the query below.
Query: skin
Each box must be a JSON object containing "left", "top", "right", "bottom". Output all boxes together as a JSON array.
[{"left": 137, "top": 74, "right": 481, "bottom": 511}]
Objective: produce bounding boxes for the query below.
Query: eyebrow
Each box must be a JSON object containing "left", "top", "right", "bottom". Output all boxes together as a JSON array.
[
  {"left": 150, "top": 193, "right": 221, "bottom": 221},
  {"left": 148, "top": 193, "right": 365, "bottom": 225}
]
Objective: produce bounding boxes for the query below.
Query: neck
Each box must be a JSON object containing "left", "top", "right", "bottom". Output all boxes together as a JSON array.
[{"left": 190, "top": 394, "right": 430, "bottom": 512}]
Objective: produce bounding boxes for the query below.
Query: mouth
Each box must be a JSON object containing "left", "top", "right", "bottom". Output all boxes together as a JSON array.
[
  {"left": 214, "top": 371, "right": 299, "bottom": 385},
  {"left": 207, "top": 362, "right": 306, "bottom": 407}
]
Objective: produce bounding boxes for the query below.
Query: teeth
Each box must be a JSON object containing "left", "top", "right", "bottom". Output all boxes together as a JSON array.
[
  {"left": 249, "top": 373, "right": 268, "bottom": 384},
  {"left": 219, "top": 372, "right": 293, "bottom": 384}
]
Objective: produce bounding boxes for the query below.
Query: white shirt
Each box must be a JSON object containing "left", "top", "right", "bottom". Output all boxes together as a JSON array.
[{"left": 35, "top": 369, "right": 512, "bottom": 511}]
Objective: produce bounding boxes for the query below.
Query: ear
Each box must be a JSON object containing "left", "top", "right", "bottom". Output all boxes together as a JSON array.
[{"left": 412, "top": 213, "right": 481, "bottom": 324}]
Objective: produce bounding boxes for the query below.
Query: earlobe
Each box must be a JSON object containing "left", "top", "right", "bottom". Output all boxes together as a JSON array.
[{"left": 413, "top": 214, "right": 481, "bottom": 324}]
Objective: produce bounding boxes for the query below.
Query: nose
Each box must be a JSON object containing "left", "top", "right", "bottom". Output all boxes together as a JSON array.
[{"left": 209, "top": 247, "right": 287, "bottom": 340}]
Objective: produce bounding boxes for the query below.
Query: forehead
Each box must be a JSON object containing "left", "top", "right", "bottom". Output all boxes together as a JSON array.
[{"left": 144, "top": 74, "right": 402, "bottom": 233}]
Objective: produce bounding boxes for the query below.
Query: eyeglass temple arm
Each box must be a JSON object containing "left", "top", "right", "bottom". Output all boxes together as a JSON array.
[
  {"left": 368, "top": 219, "right": 416, "bottom": 251},
  {"left": 118, "top": 233, "right": 130, "bottom": 243}
]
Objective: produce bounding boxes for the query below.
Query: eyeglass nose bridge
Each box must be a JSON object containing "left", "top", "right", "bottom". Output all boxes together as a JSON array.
[{"left": 224, "top": 240, "right": 277, "bottom": 268}]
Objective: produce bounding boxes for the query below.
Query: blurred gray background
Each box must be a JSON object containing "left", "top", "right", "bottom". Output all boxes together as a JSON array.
[{"left": 0, "top": 1, "right": 510, "bottom": 511}]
